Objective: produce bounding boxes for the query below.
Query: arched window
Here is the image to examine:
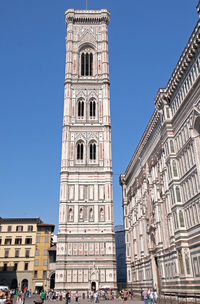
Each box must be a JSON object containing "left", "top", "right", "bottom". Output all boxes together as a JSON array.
[
  {"left": 179, "top": 210, "right": 185, "bottom": 227},
  {"left": 166, "top": 107, "right": 170, "bottom": 119},
  {"left": 81, "top": 52, "right": 93, "bottom": 76},
  {"left": 170, "top": 140, "right": 175, "bottom": 153},
  {"left": 77, "top": 142, "right": 84, "bottom": 160},
  {"left": 172, "top": 160, "right": 178, "bottom": 177},
  {"left": 78, "top": 100, "right": 84, "bottom": 118},
  {"left": 90, "top": 142, "right": 96, "bottom": 160},
  {"left": 81, "top": 53, "right": 84, "bottom": 76},
  {"left": 176, "top": 187, "right": 181, "bottom": 202},
  {"left": 90, "top": 100, "right": 96, "bottom": 118}
]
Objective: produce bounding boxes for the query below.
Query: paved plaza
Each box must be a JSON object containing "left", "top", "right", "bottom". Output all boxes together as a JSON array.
[{"left": 13, "top": 296, "right": 143, "bottom": 304}]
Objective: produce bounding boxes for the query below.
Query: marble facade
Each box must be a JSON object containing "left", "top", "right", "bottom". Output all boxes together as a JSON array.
[
  {"left": 55, "top": 9, "right": 117, "bottom": 294},
  {"left": 120, "top": 2, "right": 200, "bottom": 296}
]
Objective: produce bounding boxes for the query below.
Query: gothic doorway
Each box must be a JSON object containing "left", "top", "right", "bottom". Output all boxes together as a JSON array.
[
  {"left": 154, "top": 256, "right": 160, "bottom": 292},
  {"left": 50, "top": 273, "right": 55, "bottom": 289},
  {"left": 91, "top": 282, "right": 96, "bottom": 292},
  {"left": 21, "top": 279, "right": 28, "bottom": 290}
]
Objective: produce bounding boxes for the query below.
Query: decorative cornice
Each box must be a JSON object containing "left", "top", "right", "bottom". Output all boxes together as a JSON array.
[
  {"left": 197, "top": 1, "right": 200, "bottom": 17},
  {"left": 65, "top": 9, "right": 110, "bottom": 25},
  {"left": 154, "top": 88, "right": 169, "bottom": 109},
  {"left": 123, "top": 8, "right": 200, "bottom": 185},
  {"left": 0, "top": 217, "right": 43, "bottom": 224},
  {"left": 125, "top": 110, "right": 160, "bottom": 181}
]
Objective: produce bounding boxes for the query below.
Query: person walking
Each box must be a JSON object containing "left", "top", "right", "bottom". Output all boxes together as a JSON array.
[
  {"left": 94, "top": 290, "right": 99, "bottom": 303},
  {"left": 75, "top": 292, "right": 79, "bottom": 303},
  {"left": 123, "top": 289, "right": 128, "bottom": 302},
  {"left": 40, "top": 290, "right": 45, "bottom": 304},
  {"left": 141, "top": 288, "right": 144, "bottom": 300},
  {"left": 66, "top": 292, "right": 69, "bottom": 304},
  {"left": 149, "top": 290, "right": 154, "bottom": 304},
  {"left": 16, "top": 294, "right": 23, "bottom": 304},
  {"left": 142, "top": 289, "right": 149, "bottom": 304},
  {"left": 153, "top": 290, "right": 158, "bottom": 304}
]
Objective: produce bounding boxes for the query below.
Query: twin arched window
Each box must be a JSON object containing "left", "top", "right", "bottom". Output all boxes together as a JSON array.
[
  {"left": 77, "top": 142, "right": 84, "bottom": 160},
  {"left": 172, "top": 160, "right": 178, "bottom": 177},
  {"left": 90, "top": 143, "right": 96, "bottom": 160},
  {"left": 78, "top": 100, "right": 84, "bottom": 118},
  {"left": 81, "top": 52, "right": 93, "bottom": 76},
  {"left": 77, "top": 99, "right": 96, "bottom": 119},
  {"left": 170, "top": 140, "right": 175, "bottom": 153},
  {"left": 90, "top": 100, "right": 96, "bottom": 118},
  {"left": 76, "top": 142, "right": 96, "bottom": 161},
  {"left": 176, "top": 186, "right": 181, "bottom": 202}
]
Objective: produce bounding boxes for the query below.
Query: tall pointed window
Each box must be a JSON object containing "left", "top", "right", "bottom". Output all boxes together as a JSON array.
[
  {"left": 81, "top": 51, "right": 93, "bottom": 76},
  {"left": 81, "top": 53, "right": 84, "bottom": 76},
  {"left": 170, "top": 140, "right": 175, "bottom": 153},
  {"left": 176, "top": 186, "right": 181, "bottom": 202},
  {"left": 90, "top": 100, "right": 96, "bottom": 118},
  {"left": 172, "top": 160, "right": 178, "bottom": 177},
  {"left": 78, "top": 100, "right": 84, "bottom": 118},
  {"left": 77, "top": 142, "right": 84, "bottom": 160},
  {"left": 90, "top": 142, "right": 96, "bottom": 160}
]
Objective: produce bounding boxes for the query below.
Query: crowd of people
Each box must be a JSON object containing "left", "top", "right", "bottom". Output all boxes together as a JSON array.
[
  {"left": 1, "top": 286, "right": 159, "bottom": 304},
  {"left": 141, "top": 289, "right": 158, "bottom": 304},
  {"left": 119, "top": 289, "right": 133, "bottom": 301},
  {"left": 0, "top": 287, "right": 33, "bottom": 304},
  {"left": 0, "top": 288, "right": 14, "bottom": 304},
  {"left": 39, "top": 289, "right": 112, "bottom": 303},
  {"left": 16, "top": 288, "right": 32, "bottom": 304}
]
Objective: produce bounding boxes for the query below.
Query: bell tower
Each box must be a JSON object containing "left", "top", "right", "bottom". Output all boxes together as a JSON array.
[{"left": 55, "top": 9, "right": 117, "bottom": 294}]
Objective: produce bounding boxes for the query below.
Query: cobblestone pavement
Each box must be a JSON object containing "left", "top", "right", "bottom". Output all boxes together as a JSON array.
[{"left": 13, "top": 295, "right": 143, "bottom": 304}]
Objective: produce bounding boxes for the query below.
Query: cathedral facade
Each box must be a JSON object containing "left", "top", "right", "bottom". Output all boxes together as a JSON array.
[
  {"left": 55, "top": 9, "right": 117, "bottom": 294},
  {"left": 120, "top": 3, "right": 200, "bottom": 296}
]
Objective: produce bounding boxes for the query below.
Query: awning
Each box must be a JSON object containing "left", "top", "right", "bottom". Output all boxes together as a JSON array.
[
  {"left": 35, "top": 282, "right": 43, "bottom": 287},
  {"left": 100, "top": 285, "right": 110, "bottom": 289}
]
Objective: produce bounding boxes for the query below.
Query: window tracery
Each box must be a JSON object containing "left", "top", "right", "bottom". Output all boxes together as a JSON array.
[
  {"left": 78, "top": 99, "right": 84, "bottom": 118},
  {"left": 81, "top": 49, "right": 93, "bottom": 76},
  {"left": 89, "top": 142, "right": 96, "bottom": 160},
  {"left": 89, "top": 99, "right": 96, "bottom": 118},
  {"left": 77, "top": 142, "right": 84, "bottom": 160}
]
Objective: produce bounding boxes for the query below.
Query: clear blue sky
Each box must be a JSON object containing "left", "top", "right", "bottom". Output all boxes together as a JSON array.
[{"left": 0, "top": 0, "right": 198, "bottom": 230}]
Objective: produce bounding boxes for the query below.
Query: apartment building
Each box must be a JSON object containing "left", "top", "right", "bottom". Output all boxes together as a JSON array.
[{"left": 0, "top": 218, "right": 54, "bottom": 291}]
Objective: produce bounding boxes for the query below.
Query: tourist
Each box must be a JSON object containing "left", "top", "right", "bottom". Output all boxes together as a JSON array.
[
  {"left": 141, "top": 288, "right": 144, "bottom": 300},
  {"left": 153, "top": 290, "right": 158, "bottom": 304},
  {"left": 149, "top": 290, "right": 154, "bottom": 304},
  {"left": 123, "top": 289, "right": 128, "bottom": 301},
  {"left": 66, "top": 292, "right": 70, "bottom": 304},
  {"left": 5, "top": 292, "right": 12, "bottom": 304},
  {"left": 16, "top": 293, "right": 23, "bottom": 304},
  {"left": 142, "top": 289, "right": 149, "bottom": 304},
  {"left": 75, "top": 292, "right": 79, "bottom": 303},
  {"left": 94, "top": 290, "right": 99, "bottom": 303},
  {"left": 40, "top": 290, "right": 46, "bottom": 304}
]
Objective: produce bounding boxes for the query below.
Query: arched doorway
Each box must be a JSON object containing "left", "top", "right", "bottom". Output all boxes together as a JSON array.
[
  {"left": 91, "top": 282, "right": 96, "bottom": 292},
  {"left": 21, "top": 279, "right": 28, "bottom": 290},
  {"left": 50, "top": 273, "right": 55, "bottom": 289},
  {"left": 11, "top": 278, "right": 18, "bottom": 289}
]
